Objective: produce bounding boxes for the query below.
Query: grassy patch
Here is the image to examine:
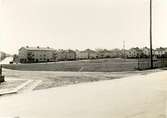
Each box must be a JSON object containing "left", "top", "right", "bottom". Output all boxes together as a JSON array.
[{"left": 3, "top": 58, "right": 138, "bottom": 72}]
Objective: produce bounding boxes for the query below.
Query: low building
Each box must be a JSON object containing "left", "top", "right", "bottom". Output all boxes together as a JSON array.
[{"left": 19, "top": 46, "right": 55, "bottom": 63}]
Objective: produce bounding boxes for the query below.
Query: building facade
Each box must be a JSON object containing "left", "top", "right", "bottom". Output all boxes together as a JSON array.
[
  {"left": 19, "top": 46, "right": 55, "bottom": 63},
  {"left": 142, "top": 47, "right": 150, "bottom": 57},
  {"left": 56, "top": 49, "right": 76, "bottom": 61},
  {"left": 127, "top": 48, "right": 142, "bottom": 58},
  {"left": 76, "top": 49, "right": 98, "bottom": 60},
  {"left": 155, "top": 48, "right": 165, "bottom": 57}
]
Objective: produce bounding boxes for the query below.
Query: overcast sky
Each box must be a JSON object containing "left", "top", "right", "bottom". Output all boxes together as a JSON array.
[{"left": 0, "top": 0, "right": 167, "bottom": 54}]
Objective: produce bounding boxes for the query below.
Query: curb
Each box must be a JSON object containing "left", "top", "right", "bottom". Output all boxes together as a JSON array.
[{"left": 0, "top": 80, "right": 33, "bottom": 96}]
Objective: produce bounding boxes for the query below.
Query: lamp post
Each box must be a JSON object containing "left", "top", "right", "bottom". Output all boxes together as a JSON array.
[{"left": 150, "top": 0, "right": 153, "bottom": 69}]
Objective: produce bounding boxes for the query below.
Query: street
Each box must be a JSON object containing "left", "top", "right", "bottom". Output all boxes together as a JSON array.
[{"left": 0, "top": 70, "right": 167, "bottom": 118}]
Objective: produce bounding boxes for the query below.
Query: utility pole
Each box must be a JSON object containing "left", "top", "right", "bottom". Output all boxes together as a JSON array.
[
  {"left": 123, "top": 40, "right": 126, "bottom": 61},
  {"left": 150, "top": 0, "right": 153, "bottom": 69}
]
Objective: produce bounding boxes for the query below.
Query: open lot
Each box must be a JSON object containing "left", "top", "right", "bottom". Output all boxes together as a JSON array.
[
  {"left": 0, "top": 70, "right": 167, "bottom": 118},
  {"left": 1, "top": 58, "right": 162, "bottom": 91},
  {"left": 2, "top": 68, "right": 161, "bottom": 91},
  {"left": 3, "top": 58, "right": 139, "bottom": 72}
]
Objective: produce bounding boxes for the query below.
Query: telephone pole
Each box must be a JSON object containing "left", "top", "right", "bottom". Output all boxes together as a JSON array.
[
  {"left": 150, "top": 0, "right": 153, "bottom": 69},
  {"left": 123, "top": 40, "right": 126, "bottom": 61}
]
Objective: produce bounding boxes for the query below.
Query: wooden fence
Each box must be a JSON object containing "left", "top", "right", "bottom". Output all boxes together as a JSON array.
[{"left": 137, "top": 58, "right": 167, "bottom": 70}]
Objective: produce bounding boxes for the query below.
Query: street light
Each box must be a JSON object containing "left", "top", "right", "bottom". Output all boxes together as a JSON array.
[{"left": 150, "top": 0, "right": 153, "bottom": 69}]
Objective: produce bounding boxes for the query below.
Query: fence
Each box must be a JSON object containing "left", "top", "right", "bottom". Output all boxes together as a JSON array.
[{"left": 137, "top": 58, "right": 167, "bottom": 70}]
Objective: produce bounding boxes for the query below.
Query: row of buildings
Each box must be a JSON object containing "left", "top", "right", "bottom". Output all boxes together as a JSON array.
[
  {"left": 127, "top": 47, "right": 167, "bottom": 58},
  {"left": 16, "top": 46, "right": 167, "bottom": 63}
]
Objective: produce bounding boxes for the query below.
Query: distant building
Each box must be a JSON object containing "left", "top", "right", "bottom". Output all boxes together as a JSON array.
[
  {"left": 18, "top": 46, "right": 55, "bottom": 63},
  {"left": 127, "top": 47, "right": 142, "bottom": 58},
  {"left": 110, "top": 49, "right": 122, "bottom": 58},
  {"left": 142, "top": 47, "right": 150, "bottom": 57},
  {"left": 76, "top": 49, "right": 98, "bottom": 60},
  {"left": 165, "top": 48, "right": 167, "bottom": 53},
  {"left": 155, "top": 47, "right": 165, "bottom": 57},
  {"left": 54, "top": 49, "right": 66, "bottom": 61},
  {"left": 75, "top": 49, "right": 81, "bottom": 60},
  {"left": 96, "top": 49, "right": 117, "bottom": 58},
  {"left": 56, "top": 49, "right": 76, "bottom": 61},
  {"left": 120, "top": 49, "right": 129, "bottom": 58},
  {"left": 76, "top": 50, "right": 87, "bottom": 60},
  {"left": 65, "top": 50, "right": 76, "bottom": 60}
]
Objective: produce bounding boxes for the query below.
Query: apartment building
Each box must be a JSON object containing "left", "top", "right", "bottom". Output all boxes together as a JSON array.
[{"left": 19, "top": 46, "right": 55, "bottom": 63}]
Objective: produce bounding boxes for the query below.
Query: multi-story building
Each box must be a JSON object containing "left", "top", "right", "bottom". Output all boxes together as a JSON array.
[
  {"left": 76, "top": 49, "right": 98, "bottom": 60},
  {"left": 19, "top": 46, "right": 55, "bottom": 63},
  {"left": 155, "top": 47, "right": 165, "bottom": 57},
  {"left": 127, "top": 47, "right": 142, "bottom": 58},
  {"left": 142, "top": 47, "right": 150, "bottom": 57},
  {"left": 65, "top": 50, "right": 76, "bottom": 60},
  {"left": 110, "top": 49, "right": 122, "bottom": 58},
  {"left": 56, "top": 49, "right": 76, "bottom": 61},
  {"left": 96, "top": 49, "right": 111, "bottom": 58},
  {"left": 76, "top": 50, "right": 87, "bottom": 60}
]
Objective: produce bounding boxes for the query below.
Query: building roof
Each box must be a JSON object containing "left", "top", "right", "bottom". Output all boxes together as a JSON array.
[
  {"left": 155, "top": 47, "right": 165, "bottom": 51},
  {"left": 142, "top": 47, "right": 150, "bottom": 50},
  {"left": 97, "top": 49, "right": 111, "bottom": 53},
  {"left": 81, "top": 49, "right": 97, "bottom": 53},
  {"left": 56, "top": 49, "right": 75, "bottom": 53},
  {"left": 20, "top": 46, "right": 55, "bottom": 51},
  {"left": 65, "top": 50, "right": 76, "bottom": 53}
]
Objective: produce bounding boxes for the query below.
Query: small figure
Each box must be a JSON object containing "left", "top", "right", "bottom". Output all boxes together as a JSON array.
[{"left": 0, "top": 65, "right": 5, "bottom": 83}]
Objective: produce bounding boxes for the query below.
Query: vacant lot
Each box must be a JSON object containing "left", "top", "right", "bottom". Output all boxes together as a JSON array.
[
  {"left": 2, "top": 58, "right": 161, "bottom": 92},
  {"left": 3, "top": 68, "right": 161, "bottom": 90},
  {"left": 3, "top": 58, "right": 138, "bottom": 72}
]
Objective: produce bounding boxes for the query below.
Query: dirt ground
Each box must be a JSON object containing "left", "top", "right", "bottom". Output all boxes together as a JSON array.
[
  {"left": 2, "top": 68, "right": 162, "bottom": 91},
  {"left": 3, "top": 58, "right": 139, "bottom": 72}
]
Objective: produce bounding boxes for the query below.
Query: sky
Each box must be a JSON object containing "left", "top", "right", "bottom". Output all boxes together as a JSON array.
[{"left": 0, "top": 0, "right": 167, "bottom": 54}]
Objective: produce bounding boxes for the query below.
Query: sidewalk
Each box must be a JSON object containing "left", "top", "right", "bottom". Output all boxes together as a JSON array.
[
  {"left": 0, "top": 78, "right": 33, "bottom": 95},
  {"left": 0, "top": 71, "right": 167, "bottom": 118}
]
